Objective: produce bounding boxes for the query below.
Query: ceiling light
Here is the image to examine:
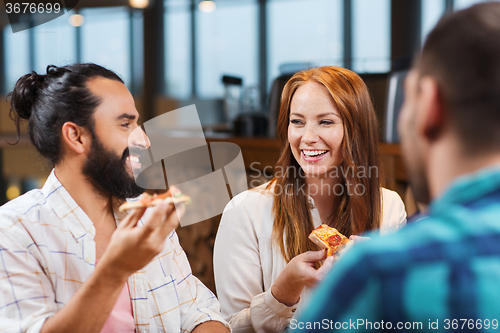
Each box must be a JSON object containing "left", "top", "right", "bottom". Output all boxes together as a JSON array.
[
  {"left": 6, "top": 185, "right": 20, "bottom": 201},
  {"left": 69, "top": 14, "right": 84, "bottom": 27},
  {"left": 130, "top": 0, "right": 149, "bottom": 9},
  {"left": 199, "top": 1, "right": 216, "bottom": 13}
]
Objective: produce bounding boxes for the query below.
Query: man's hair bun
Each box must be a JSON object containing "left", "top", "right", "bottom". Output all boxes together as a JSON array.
[{"left": 9, "top": 71, "right": 46, "bottom": 120}]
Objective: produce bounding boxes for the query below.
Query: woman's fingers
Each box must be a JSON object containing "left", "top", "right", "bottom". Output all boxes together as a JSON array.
[
  {"left": 299, "top": 249, "right": 328, "bottom": 263},
  {"left": 316, "top": 256, "right": 335, "bottom": 280},
  {"left": 349, "top": 235, "right": 371, "bottom": 243}
]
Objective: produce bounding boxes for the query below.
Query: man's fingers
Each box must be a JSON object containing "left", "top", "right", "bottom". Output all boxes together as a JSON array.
[
  {"left": 157, "top": 203, "right": 181, "bottom": 238},
  {"left": 141, "top": 202, "right": 174, "bottom": 232},
  {"left": 119, "top": 207, "right": 147, "bottom": 229}
]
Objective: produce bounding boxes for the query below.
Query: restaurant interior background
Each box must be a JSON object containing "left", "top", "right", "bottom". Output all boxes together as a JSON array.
[{"left": 0, "top": 0, "right": 492, "bottom": 292}]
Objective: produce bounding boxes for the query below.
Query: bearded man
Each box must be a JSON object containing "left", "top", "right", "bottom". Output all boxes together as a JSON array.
[{"left": 0, "top": 64, "right": 229, "bottom": 333}]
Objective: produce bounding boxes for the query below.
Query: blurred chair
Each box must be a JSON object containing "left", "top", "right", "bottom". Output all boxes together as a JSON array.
[
  {"left": 268, "top": 63, "right": 313, "bottom": 138},
  {"left": 384, "top": 70, "right": 408, "bottom": 143},
  {"left": 267, "top": 73, "right": 294, "bottom": 138}
]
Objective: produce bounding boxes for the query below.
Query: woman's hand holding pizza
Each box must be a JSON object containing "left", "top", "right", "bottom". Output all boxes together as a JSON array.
[{"left": 270, "top": 250, "right": 335, "bottom": 307}]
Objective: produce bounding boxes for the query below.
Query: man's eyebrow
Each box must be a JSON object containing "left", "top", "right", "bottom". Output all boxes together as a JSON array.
[{"left": 116, "top": 113, "right": 137, "bottom": 121}]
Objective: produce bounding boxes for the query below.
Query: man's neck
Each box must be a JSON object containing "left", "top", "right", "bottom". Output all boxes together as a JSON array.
[
  {"left": 428, "top": 137, "right": 500, "bottom": 200},
  {"left": 54, "top": 163, "right": 115, "bottom": 227}
]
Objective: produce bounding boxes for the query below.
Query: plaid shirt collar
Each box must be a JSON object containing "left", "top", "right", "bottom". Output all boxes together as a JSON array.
[
  {"left": 431, "top": 163, "right": 500, "bottom": 211},
  {"left": 40, "top": 169, "right": 128, "bottom": 242}
]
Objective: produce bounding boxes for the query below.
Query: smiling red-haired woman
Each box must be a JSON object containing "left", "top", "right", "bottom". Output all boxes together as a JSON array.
[{"left": 214, "top": 66, "right": 407, "bottom": 333}]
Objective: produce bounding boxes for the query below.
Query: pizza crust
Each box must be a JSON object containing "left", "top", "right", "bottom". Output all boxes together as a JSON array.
[
  {"left": 308, "top": 232, "right": 332, "bottom": 256},
  {"left": 308, "top": 224, "right": 350, "bottom": 257},
  {"left": 118, "top": 194, "right": 191, "bottom": 212}
]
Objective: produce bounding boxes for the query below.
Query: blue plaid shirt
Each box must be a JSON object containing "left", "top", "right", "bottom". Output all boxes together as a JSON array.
[{"left": 291, "top": 165, "right": 500, "bottom": 332}]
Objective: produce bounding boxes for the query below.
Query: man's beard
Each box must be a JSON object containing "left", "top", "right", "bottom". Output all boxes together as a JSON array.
[
  {"left": 405, "top": 154, "right": 431, "bottom": 205},
  {"left": 83, "top": 135, "right": 144, "bottom": 200},
  {"left": 400, "top": 125, "right": 431, "bottom": 205}
]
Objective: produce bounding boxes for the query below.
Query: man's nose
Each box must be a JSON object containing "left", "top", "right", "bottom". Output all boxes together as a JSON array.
[{"left": 130, "top": 127, "right": 151, "bottom": 149}]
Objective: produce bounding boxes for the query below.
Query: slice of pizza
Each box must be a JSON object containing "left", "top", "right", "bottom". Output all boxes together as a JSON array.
[
  {"left": 308, "top": 224, "right": 350, "bottom": 257},
  {"left": 118, "top": 186, "right": 191, "bottom": 212}
]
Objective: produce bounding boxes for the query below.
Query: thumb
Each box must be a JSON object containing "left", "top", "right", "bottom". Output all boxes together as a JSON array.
[{"left": 302, "top": 249, "right": 328, "bottom": 263}]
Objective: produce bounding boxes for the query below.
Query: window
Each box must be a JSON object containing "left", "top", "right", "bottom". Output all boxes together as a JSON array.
[
  {"left": 421, "top": 0, "right": 445, "bottom": 43},
  {"left": 165, "top": 0, "right": 192, "bottom": 99},
  {"left": 454, "top": 0, "right": 489, "bottom": 10},
  {"left": 4, "top": 26, "right": 30, "bottom": 91},
  {"left": 130, "top": 10, "right": 144, "bottom": 95},
  {"left": 33, "top": 14, "right": 77, "bottom": 74},
  {"left": 80, "top": 7, "right": 131, "bottom": 87},
  {"left": 267, "top": 0, "right": 343, "bottom": 88},
  {"left": 196, "top": 0, "right": 258, "bottom": 98},
  {"left": 352, "top": 0, "right": 391, "bottom": 73}
]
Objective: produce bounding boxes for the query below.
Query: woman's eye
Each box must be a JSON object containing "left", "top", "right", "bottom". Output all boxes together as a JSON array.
[
  {"left": 320, "top": 120, "right": 334, "bottom": 125},
  {"left": 290, "top": 119, "right": 303, "bottom": 125}
]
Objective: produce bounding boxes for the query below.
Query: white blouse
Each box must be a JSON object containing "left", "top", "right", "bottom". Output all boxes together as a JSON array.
[{"left": 213, "top": 183, "right": 407, "bottom": 333}]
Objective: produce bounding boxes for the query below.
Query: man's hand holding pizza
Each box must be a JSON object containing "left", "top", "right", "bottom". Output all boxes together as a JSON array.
[{"left": 100, "top": 199, "right": 181, "bottom": 279}]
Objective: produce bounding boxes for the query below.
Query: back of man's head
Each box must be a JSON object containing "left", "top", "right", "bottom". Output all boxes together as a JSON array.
[
  {"left": 417, "top": 2, "right": 500, "bottom": 155},
  {"left": 8, "top": 63, "right": 123, "bottom": 165}
]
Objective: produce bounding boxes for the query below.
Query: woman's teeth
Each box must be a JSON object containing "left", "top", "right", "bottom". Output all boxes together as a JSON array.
[{"left": 302, "top": 150, "right": 328, "bottom": 157}]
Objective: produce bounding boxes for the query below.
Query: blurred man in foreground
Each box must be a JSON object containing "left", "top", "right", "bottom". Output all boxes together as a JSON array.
[{"left": 291, "top": 3, "right": 500, "bottom": 331}]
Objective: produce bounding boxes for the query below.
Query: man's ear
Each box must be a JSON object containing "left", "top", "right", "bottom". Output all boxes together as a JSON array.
[
  {"left": 61, "top": 122, "right": 92, "bottom": 155},
  {"left": 418, "top": 77, "right": 446, "bottom": 141}
]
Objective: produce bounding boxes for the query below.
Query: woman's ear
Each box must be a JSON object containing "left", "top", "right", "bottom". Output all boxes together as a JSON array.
[{"left": 61, "top": 122, "right": 92, "bottom": 155}]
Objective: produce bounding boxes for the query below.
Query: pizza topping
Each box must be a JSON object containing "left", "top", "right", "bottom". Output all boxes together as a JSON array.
[
  {"left": 169, "top": 186, "right": 182, "bottom": 197},
  {"left": 308, "top": 224, "right": 350, "bottom": 257},
  {"left": 326, "top": 234, "right": 342, "bottom": 247},
  {"left": 138, "top": 193, "right": 154, "bottom": 205},
  {"left": 118, "top": 186, "right": 190, "bottom": 212}
]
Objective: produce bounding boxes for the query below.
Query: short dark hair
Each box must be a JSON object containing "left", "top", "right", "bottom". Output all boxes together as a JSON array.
[
  {"left": 8, "top": 63, "right": 123, "bottom": 165},
  {"left": 417, "top": 3, "right": 500, "bottom": 155}
]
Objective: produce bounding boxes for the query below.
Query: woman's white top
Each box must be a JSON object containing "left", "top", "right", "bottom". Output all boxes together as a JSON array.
[{"left": 213, "top": 183, "right": 407, "bottom": 333}]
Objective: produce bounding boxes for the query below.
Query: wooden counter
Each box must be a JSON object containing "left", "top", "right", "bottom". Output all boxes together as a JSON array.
[{"left": 0, "top": 134, "right": 411, "bottom": 294}]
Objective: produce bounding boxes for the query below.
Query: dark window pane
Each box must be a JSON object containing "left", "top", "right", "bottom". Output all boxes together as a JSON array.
[
  {"left": 81, "top": 7, "right": 131, "bottom": 87},
  {"left": 33, "top": 15, "right": 77, "bottom": 73},
  {"left": 352, "top": 0, "right": 390, "bottom": 73},
  {"left": 267, "top": 0, "right": 343, "bottom": 87},
  {"left": 166, "top": 0, "right": 192, "bottom": 99},
  {"left": 196, "top": 0, "right": 258, "bottom": 98}
]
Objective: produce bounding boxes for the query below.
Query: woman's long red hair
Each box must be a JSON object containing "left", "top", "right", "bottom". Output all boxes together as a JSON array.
[{"left": 269, "top": 66, "right": 381, "bottom": 263}]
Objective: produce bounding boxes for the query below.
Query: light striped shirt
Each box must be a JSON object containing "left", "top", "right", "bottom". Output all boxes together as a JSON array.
[{"left": 0, "top": 169, "right": 228, "bottom": 333}]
